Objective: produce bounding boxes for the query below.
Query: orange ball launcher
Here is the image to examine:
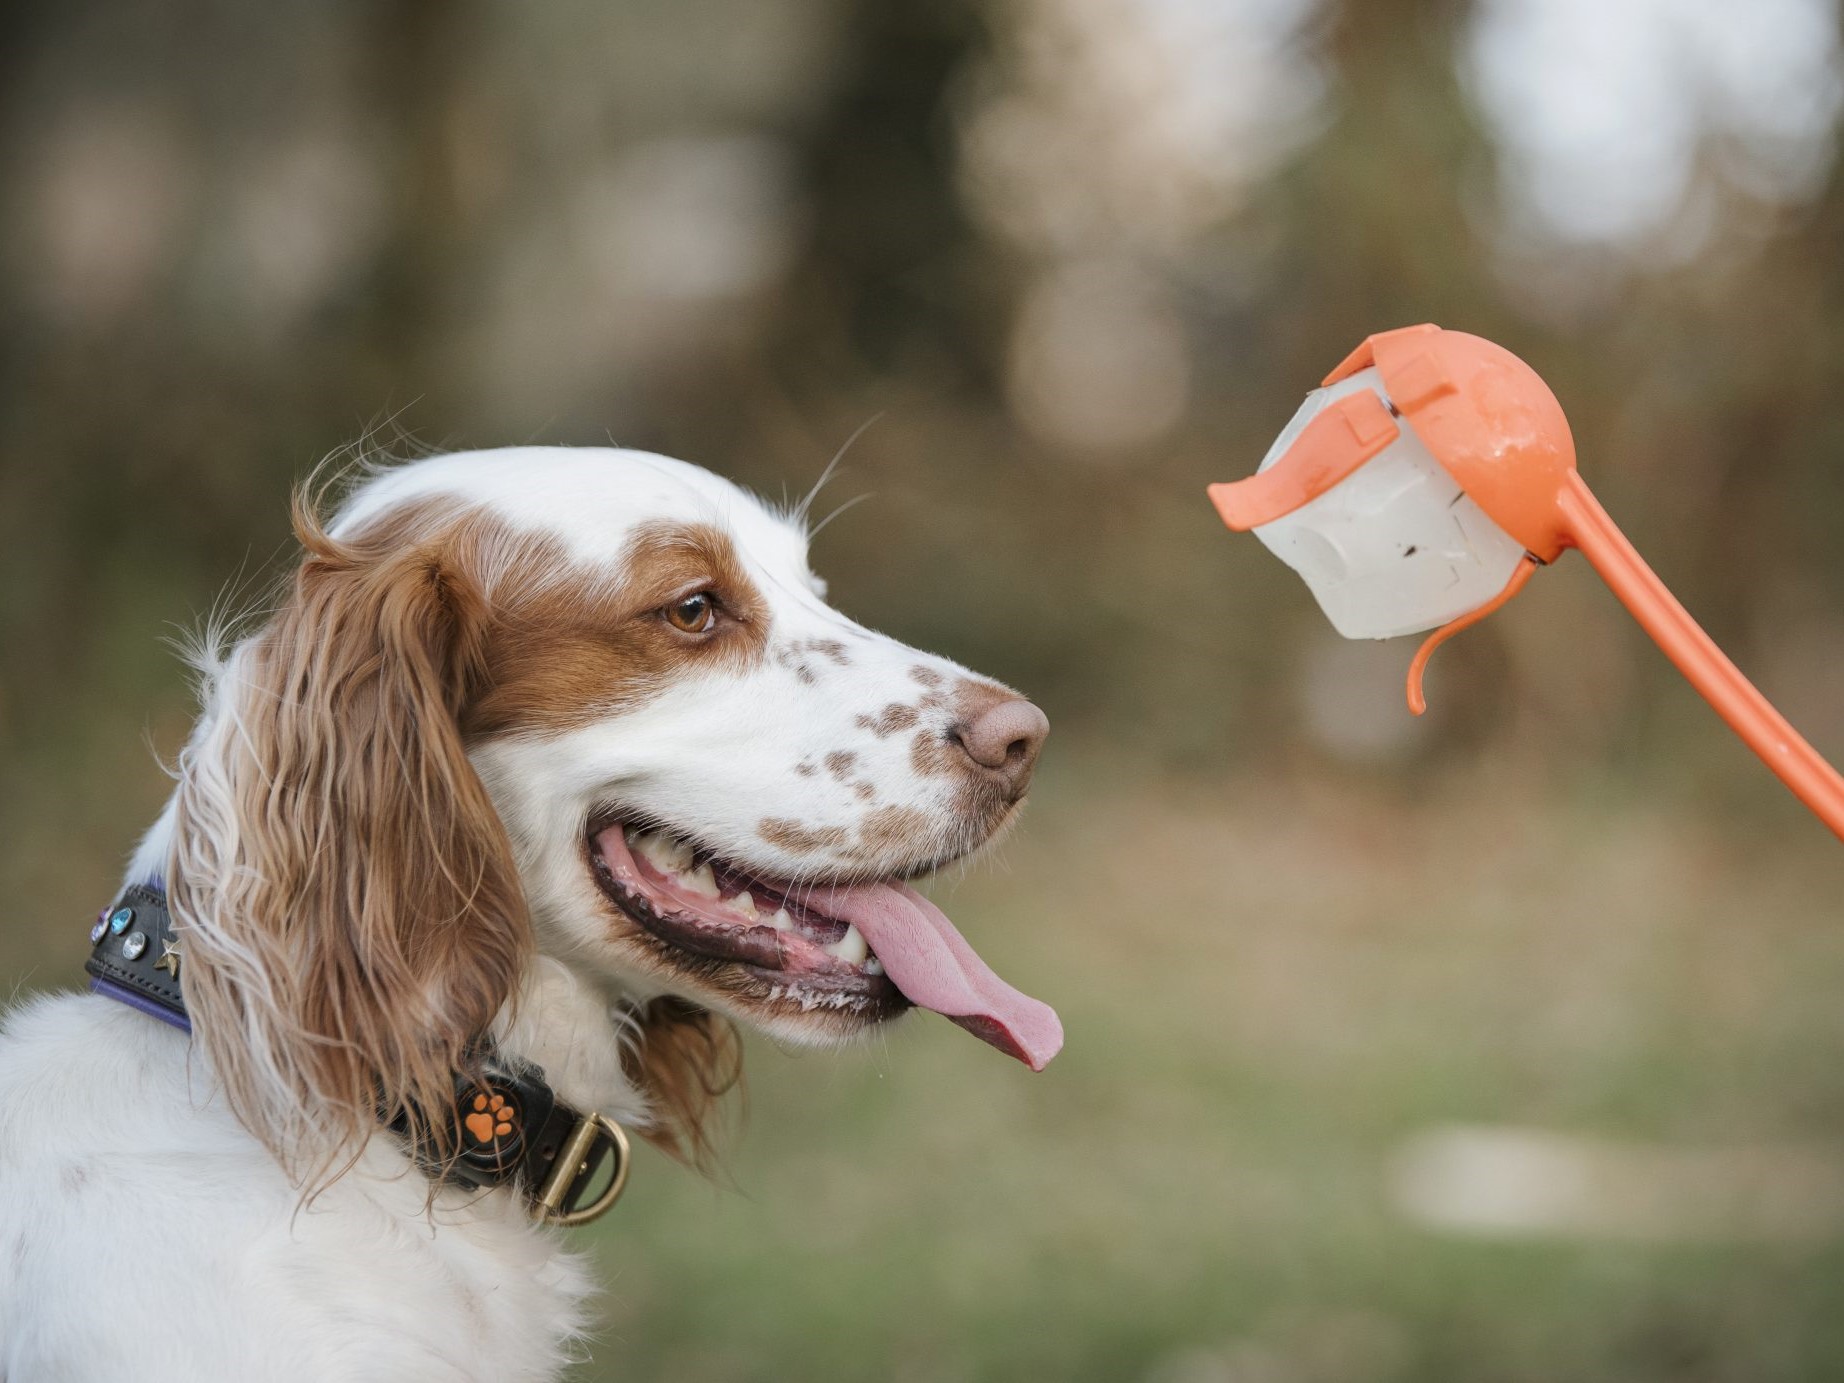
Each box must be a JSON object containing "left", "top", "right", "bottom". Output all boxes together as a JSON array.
[{"left": 1209, "top": 323, "right": 1844, "bottom": 841}]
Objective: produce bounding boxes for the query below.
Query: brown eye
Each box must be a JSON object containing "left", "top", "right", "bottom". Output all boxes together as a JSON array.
[{"left": 664, "top": 591, "right": 717, "bottom": 634}]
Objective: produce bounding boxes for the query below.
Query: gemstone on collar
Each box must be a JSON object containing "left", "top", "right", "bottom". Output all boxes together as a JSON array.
[
  {"left": 121, "top": 931, "right": 148, "bottom": 961},
  {"left": 89, "top": 918, "right": 109, "bottom": 945},
  {"left": 109, "top": 907, "right": 135, "bottom": 935}
]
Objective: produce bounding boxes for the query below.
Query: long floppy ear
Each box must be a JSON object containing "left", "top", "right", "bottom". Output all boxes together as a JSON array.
[
  {"left": 621, "top": 996, "right": 744, "bottom": 1173},
  {"left": 167, "top": 493, "right": 530, "bottom": 1186}
]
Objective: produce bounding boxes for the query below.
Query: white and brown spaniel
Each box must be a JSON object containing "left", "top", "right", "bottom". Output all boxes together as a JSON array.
[{"left": 0, "top": 448, "right": 1059, "bottom": 1382}]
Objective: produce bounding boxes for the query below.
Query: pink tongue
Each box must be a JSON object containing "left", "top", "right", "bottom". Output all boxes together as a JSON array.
[{"left": 812, "top": 882, "right": 1063, "bottom": 1071}]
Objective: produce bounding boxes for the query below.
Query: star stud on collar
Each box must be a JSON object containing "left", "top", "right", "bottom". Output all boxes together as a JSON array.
[{"left": 154, "top": 939, "right": 182, "bottom": 979}]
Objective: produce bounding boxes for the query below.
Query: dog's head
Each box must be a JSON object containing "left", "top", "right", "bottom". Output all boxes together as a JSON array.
[{"left": 161, "top": 448, "right": 1058, "bottom": 1174}]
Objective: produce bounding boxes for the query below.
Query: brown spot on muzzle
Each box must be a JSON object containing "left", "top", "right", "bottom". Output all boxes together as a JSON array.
[
  {"left": 757, "top": 805, "right": 943, "bottom": 869},
  {"left": 824, "top": 750, "right": 858, "bottom": 781},
  {"left": 855, "top": 805, "right": 934, "bottom": 859},
  {"left": 857, "top": 703, "right": 920, "bottom": 737},
  {"left": 758, "top": 818, "right": 849, "bottom": 853},
  {"left": 911, "top": 726, "right": 961, "bottom": 779}
]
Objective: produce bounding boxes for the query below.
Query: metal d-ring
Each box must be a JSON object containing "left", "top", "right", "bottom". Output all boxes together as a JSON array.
[{"left": 535, "top": 1113, "right": 631, "bottom": 1227}]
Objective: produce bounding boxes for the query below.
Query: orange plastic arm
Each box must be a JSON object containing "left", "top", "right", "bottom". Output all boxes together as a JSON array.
[
  {"left": 1207, "top": 390, "right": 1399, "bottom": 531},
  {"left": 1558, "top": 472, "right": 1844, "bottom": 841},
  {"left": 1406, "top": 556, "right": 1538, "bottom": 716}
]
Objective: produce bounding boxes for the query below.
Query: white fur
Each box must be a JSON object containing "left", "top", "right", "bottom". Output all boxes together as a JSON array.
[{"left": 0, "top": 448, "right": 1014, "bottom": 1381}]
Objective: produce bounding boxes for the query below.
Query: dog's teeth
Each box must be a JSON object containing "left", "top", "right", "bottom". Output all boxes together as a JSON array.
[
  {"left": 767, "top": 908, "right": 793, "bottom": 931},
  {"left": 864, "top": 955, "right": 884, "bottom": 976},
  {"left": 662, "top": 839, "right": 695, "bottom": 872},
  {"left": 826, "top": 924, "right": 868, "bottom": 965},
  {"left": 734, "top": 890, "right": 757, "bottom": 916},
  {"left": 682, "top": 863, "right": 719, "bottom": 897}
]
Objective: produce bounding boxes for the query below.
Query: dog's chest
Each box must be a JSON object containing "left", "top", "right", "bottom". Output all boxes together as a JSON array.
[
  {"left": 0, "top": 996, "right": 597, "bottom": 1382},
  {"left": 269, "top": 1171, "right": 599, "bottom": 1380}
]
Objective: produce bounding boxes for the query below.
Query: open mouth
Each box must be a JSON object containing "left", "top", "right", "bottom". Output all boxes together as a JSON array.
[
  {"left": 588, "top": 820, "right": 1062, "bottom": 1069},
  {"left": 591, "top": 823, "right": 900, "bottom": 1008}
]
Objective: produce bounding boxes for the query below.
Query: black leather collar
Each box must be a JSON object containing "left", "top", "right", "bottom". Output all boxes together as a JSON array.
[{"left": 85, "top": 883, "right": 631, "bottom": 1226}]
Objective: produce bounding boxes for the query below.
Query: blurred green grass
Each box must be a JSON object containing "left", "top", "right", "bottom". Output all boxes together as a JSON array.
[{"left": 567, "top": 755, "right": 1844, "bottom": 1383}]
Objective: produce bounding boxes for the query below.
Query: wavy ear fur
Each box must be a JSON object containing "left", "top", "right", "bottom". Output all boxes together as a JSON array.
[
  {"left": 168, "top": 494, "right": 531, "bottom": 1187},
  {"left": 621, "top": 997, "right": 744, "bottom": 1172}
]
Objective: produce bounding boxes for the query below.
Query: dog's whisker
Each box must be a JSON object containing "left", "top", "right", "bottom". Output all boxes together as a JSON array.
[
  {"left": 793, "top": 412, "right": 883, "bottom": 526},
  {"left": 806, "top": 491, "right": 873, "bottom": 542}
]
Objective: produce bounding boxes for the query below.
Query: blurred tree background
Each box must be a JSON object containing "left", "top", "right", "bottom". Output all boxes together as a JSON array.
[{"left": 7, "top": 0, "right": 1844, "bottom": 1379}]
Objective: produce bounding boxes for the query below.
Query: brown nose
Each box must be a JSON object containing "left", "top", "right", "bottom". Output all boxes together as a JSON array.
[{"left": 952, "top": 697, "right": 1049, "bottom": 796}]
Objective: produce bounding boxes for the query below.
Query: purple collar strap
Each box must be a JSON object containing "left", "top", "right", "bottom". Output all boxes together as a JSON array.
[
  {"left": 90, "top": 975, "right": 191, "bottom": 1031},
  {"left": 85, "top": 883, "right": 188, "bottom": 1031}
]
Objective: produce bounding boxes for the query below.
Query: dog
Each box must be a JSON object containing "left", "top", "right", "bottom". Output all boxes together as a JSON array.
[{"left": 0, "top": 448, "right": 1060, "bottom": 1381}]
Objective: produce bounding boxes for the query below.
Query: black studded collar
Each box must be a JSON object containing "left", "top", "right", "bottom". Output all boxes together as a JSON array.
[{"left": 85, "top": 882, "right": 631, "bottom": 1227}]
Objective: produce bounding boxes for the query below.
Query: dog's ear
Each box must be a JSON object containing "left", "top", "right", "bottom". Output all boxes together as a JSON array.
[
  {"left": 168, "top": 492, "right": 529, "bottom": 1186},
  {"left": 623, "top": 996, "right": 744, "bottom": 1172}
]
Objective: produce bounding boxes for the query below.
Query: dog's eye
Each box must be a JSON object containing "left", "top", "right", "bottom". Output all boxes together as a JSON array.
[{"left": 664, "top": 592, "right": 717, "bottom": 634}]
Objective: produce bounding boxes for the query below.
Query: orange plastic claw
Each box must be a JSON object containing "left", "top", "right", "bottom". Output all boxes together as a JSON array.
[
  {"left": 1321, "top": 322, "right": 1440, "bottom": 388},
  {"left": 1207, "top": 389, "right": 1399, "bottom": 531},
  {"left": 1406, "top": 555, "right": 1538, "bottom": 716}
]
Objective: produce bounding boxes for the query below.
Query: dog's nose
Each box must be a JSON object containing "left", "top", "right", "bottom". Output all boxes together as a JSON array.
[{"left": 953, "top": 697, "right": 1049, "bottom": 796}]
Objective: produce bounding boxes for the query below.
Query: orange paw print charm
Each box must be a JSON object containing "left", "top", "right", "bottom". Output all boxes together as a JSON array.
[{"left": 464, "top": 1090, "right": 518, "bottom": 1147}]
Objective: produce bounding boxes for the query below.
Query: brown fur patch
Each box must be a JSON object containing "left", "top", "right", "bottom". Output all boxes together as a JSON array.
[
  {"left": 466, "top": 519, "right": 771, "bottom": 738},
  {"left": 855, "top": 805, "right": 934, "bottom": 858},
  {"left": 824, "top": 750, "right": 858, "bottom": 781},
  {"left": 780, "top": 638, "right": 851, "bottom": 669},
  {"left": 170, "top": 492, "right": 534, "bottom": 1190},
  {"left": 757, "top": 818, "right": 850, "bottom": 852},
  {"left": 856, "top": 702, "right": 920, "bottom": 737},
  {"left": 619, "top": 996, "right": 743, "bottom": 1171},
  {"left": 910, "top": 725, "right": 962, "bottom": 779}
]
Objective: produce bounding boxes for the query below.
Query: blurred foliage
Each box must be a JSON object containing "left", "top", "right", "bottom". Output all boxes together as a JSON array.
[{"left": 6, "top": 0, "right": 1844, "bottom": 1378}]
